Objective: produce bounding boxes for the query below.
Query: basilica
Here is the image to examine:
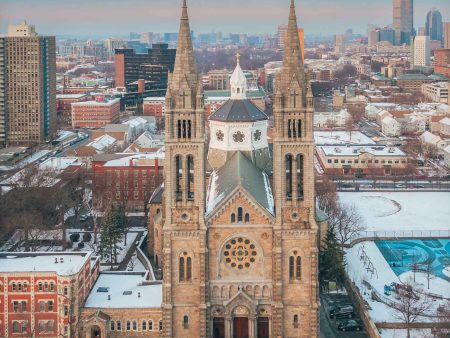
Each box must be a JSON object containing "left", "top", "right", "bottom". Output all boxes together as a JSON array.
[
  {"left": 80, "top": 1, "right": 320, "bottom": 337},
  {"left": 154, "top": 0, "right": 320, "bottom": 337}
]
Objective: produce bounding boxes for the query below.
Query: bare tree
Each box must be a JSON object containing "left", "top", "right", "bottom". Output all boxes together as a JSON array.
[
  {"left": 345, "top": 115, "right": 354, "bottom": 141},
  {"left": 409, "top": 250, "right": 421, "bottom": 282},
  {"left": 315, "top": 175, "right": 338, "bottom": 216},
  {"left": 422, "top": 260, "right": 434, "bottom": 290},
  {"left": 391, "top": 277, "right": 434, "bottom": 338},
  {"left": 329, "top": 202, "right": 365, "bottom": 253}
]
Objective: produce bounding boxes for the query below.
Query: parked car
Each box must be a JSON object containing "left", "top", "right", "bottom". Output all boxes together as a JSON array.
[
  {"left": 329, "top": 305, "right": 354, "bottom": 319},
  {"left": 412, "top": 184, "right": 425, "bottom": 188},
  {"left": 337, "top": 319, "right": 363, "bottom": 331},
  {"left": 395, "top": 183, "right": 406, "bottom": 188}
]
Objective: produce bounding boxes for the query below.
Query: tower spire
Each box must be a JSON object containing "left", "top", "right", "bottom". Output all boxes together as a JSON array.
[
  {"left": 172, "top": 0, "right": 197, "bottom": 79},
  {"left": 282, "top": 0, "right": 304, "bottom": 73}
]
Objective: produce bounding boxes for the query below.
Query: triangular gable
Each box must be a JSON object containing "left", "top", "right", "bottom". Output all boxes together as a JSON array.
[{"left": 207, "top": 185, "right": 275, "bottom": 225}]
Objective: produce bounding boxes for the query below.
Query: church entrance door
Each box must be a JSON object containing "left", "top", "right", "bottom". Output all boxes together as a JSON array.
[
  {"left": 257, "top": 317, "right": 269, "bottom": 338},
  {"left": 233, "top": 317, "right": 249, "bottom": 338},
  {"left": 213, "top": 317, "right": 225, "bottom": 338}
]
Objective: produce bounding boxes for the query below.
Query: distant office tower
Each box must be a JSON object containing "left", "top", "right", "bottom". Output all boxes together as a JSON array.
[
  {"left": 418, "top": 27, "right": 426, "bottom": 36},
  {"left": 444, "top": 23, "right": 450, "bottom": 49},
  {"left": 334, "top": 34, "right": 346, "bottom": 54},
  {"left": 393, "top": 0, "right": 414, "bottom": 45},
  {"left": 426, "top": 8, "right": 443, "bottom": 42},
  {"left": 379, "top": 27, "right": 396, "bottom": 45},
  {"left": 0, "top": 22, "right": 56, "bottom": 146},
  {"left": 298, "top": 28, "right": 305, "bottom": 61},
  {"left": 104, "top": 38, "right": 126, "bottom": 58},
  {"left": 368, "top": 28, "right": 380, "bottom": 46},
  {"left": 277, "top": 24, "right": 288, "bottom": 48},
  {"left": 114, "top": 43, "right": 175, "bottom": 88},
  {"left": 411, "top": 35, "right": 430, "bottom": 68}
]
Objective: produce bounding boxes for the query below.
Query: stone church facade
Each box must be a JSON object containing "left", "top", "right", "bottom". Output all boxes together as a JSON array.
[{"left": 154, "top": 1, "right": 320, "bottom": 337}]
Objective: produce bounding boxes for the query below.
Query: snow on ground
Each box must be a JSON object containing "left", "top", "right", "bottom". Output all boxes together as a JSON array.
[
  {"left": 379, "top": 328, "right": 432, "bottom": 338},
  {"left": 346, "top": 241, "right": 448, "bottom": 324},
  {"left": 339, "top": 192, "right": 450, "bottom": 233},
  {"left": 398, "top": 271, "right": 450, "bottom": 299}
]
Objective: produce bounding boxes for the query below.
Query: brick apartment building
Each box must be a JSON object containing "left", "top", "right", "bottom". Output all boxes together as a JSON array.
[
  {"left": 0, "top": 252, "right": 99, "bottom": 338},
  {"left": 92, "top": 152, "right": 164, "bottom": 211},
  {"left": 71, "top": 97, "right": 120, "bottom": 129},
  {"left": 434, "top": 49, "right": 450, "bottom": 77},
  {"left": 56, "top": 93, "right": 89, "bottom": 126}
]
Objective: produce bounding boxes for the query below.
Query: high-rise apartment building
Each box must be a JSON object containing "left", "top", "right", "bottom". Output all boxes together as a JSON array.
[
  {"left": 443, "top": 22, "right": 450, "bottom": 49},
  {"left": 115, "top": 44, "right": 175, "bottom": 88},
  {"left": 0, "top": 22, "right": 56, "bottom": 146},
  {"left": 334, "top": 34, "right": 346, "bottom": 54},
  {"left": 411, "top": 35, "right": 430, "bottom": 68},
  {"left": 425, "top": 8, "right": 443, "bottom": 42},
  {"left": 393, "top": 0, "right": 414, "bottom": 45},
  {"left": 277, "top": 24, "right": 288, "bottom": 48}
]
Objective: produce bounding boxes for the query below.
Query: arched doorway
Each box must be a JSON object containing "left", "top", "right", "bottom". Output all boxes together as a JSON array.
[
  {"left": 91, "top": 325, "right": 101, "bottom": 338},
  {"left": 233, "top": 306, "right": 249, "bottom": 338}
]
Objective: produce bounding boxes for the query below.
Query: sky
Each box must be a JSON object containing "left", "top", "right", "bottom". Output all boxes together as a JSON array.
[{"left": 0, "top": 0, "right": 448, "bottom": 37}]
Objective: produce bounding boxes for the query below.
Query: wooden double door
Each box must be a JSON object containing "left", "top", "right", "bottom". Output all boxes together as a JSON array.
[{"left": 212, "top": 317, "right": 269, "bottom": 338}]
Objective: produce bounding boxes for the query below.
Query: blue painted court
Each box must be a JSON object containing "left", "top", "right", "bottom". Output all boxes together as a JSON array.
[{"left": 375, "top": 239, "right": 450, "bottom": 282}]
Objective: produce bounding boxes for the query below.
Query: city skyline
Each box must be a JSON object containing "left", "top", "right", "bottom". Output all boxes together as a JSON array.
[{"left": 0, "top": 0, "right": 449, "bottom": 37}]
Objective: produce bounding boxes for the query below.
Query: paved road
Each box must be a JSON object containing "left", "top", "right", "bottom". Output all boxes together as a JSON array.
[{"left": 320, "top": 294, "right": 368, "bottom": 338}]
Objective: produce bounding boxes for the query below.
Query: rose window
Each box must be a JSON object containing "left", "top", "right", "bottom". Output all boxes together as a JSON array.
[
  {"left": 233, "top": 131, "right": 245, "bottom": 143},
  {"left": 253, "top": 129, "right": 261, "bottom": 141},
  {"left": 223, "top": 237, "right": 258, "bottom": 270},
  {"left": 216, "top": 129, "right": 224, "bottom": 142}
]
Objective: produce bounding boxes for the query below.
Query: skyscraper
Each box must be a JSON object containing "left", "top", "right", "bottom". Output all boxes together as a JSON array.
[
  {"left": 444, "top": 22, "right": 450, "bottom": 49},
  {"left": 0, "top": 22, "right": 56, "bottom": 146},
  {"left": 277, "top": 24, "right": 288, "bottom": 48},
  {"left": 411, "top": 35, "right": 431, "bottom": 68},
  {"left": 426, "top": 8, "right": 443, "bottom": 42},
  {"left": 393, "top": 0, "right": 414, "bottom": 45}
]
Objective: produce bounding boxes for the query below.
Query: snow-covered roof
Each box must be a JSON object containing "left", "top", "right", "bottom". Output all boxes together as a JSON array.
[
  {"left": 440, "top": 117, "right": 450, "bottom": 126},
  {"left": 0, "top": 252, "right": 91, "bottom": 276},
  {"left": 320, "top": 145, "right": 406, "bottom": 157},
  {"left": 40, "top": 157, "right": 80, "bottom": 171},
  {"left": 84, "top": 272, "right": 162, "bottom": 308},
  {"left": 102, "top": 151, "right": 164, "bottom": 167},
  {"left": 72, "top": 98, "right": 120, "bottom": 107},
  {"left": 87, "top": 134, "right": 117, "bottom": 151},
  {"left": 56, "top": 94, "right": 88, "bottom": 100},
  {"left": 314, "top": 131, "right": 375, "bottom": 145},
  {"left": 122, "top": 117, "right": 148, "bottom": 128},
  {"left": 420, "top": 131, "right": 441, "bottom": 144},
  {"left": 143, "top": 97, "right": 165, "bottom": 102}
]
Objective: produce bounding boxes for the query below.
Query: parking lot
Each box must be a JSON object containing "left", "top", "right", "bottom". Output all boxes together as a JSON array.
[{"left": 320, "top": 292, "right": 368, "bottom": 338}]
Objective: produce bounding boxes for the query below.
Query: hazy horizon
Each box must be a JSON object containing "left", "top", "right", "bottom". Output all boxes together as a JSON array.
[{"left": 0, "top": 0, "right": 448, "bottom": 37}]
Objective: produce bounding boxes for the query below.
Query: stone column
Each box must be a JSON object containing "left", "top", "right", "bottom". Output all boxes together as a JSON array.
[
  {"left": 225, "top": 316, "right": 232, "bottom": 338},
  {"left": 249, "top": 316, "right": 256, "bottom": 338}
]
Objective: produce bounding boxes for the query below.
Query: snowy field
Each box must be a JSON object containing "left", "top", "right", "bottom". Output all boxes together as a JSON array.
[
  {"left": 346, "top": 241, "right": 448, "bottom": 324},
  {"left": 379, "top": 328, "right": 432, "bottom": 338},
  {"left": 339, "top": 192, "right": 450, "bottom": 234}
]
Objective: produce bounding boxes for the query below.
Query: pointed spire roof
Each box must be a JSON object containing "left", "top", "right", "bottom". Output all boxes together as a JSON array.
[
  {"left": 281, "top": 0, "right": 304, "bottom": 78},
  {"left": 230, "top": 53, "right": 247, "bottom": 99},
  {"left": 172, "top": 0, "right": 197, "bottom": 81}
]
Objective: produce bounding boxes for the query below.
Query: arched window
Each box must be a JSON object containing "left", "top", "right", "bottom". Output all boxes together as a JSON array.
[
  {"left": 296, "top": 154, "right": 304, "bottom": 200},
  {"left": 38, "top": 282, "right": 42, "bottom": 291},
  {"left": 187, "top": 155, "right": 194, "bottom": 200},
  {"left": 285, "top": 155, "right": 293, "bottom": 199},
  {"left": 289, "top": 251, "right": 302, "bottom": 281},
  {"left": 187, "top": 120, "right": 192, "bottom": 139},
  {"left": 117, "top": 321, "right": 122, "bottom": 331},
  {"left": 148, "top": 320, "right": 153, "bottom": 330},
  {"left": 287, "top": 119, "right": 292, "bottom": 138},
  {"left": 293, "top": 314, "right": 299, "bottom": 328},
  {"left": 231, "top": 213, "right": 236, "bottom": 223},
  {"left": 110, "top": 321, "right": 115, "bottom": 331},
  {"left": 297, "top": 119, "right": 302, "bottom": 138},
  {"left": 12, "top": 321, "right": 19, "bottom": 333},
  {"left": 11, "top": 282, "right": 16, "bottom": 291},
  {"left": 183, "top": 315, "right": 189, "bottom": 329},
  {"left": 50, "top": 282, "right": 54, "bottom": 291},
  {"left": 132, "top": 320, "right": 137, "bottom": 331},
  {"left": 175, "top": 155, "right": 182, "bottom": 201},
  {"left": 182, "top": 120, "right": 187, "bottom": 138},
  {"left": 237, "top": 88, "right": 240, "bottom": 94},
  {"left": 159, "top": 320, "right": 163, "bottom": 331},
  {"left": 126, "top": 321, "right": 131, "bottom": 331},
  {"left": 142, "top": 320, "right": 147, "bottom": 331},
  {"left": 244, "top": 213, "right": 250, "bottom": 223},
  {"left": 237, "top": 207, "right": 243, "bottom": 222},
  {"left": 179, "top": 252, "right": 192, "bottom": 282},
  {"left": 177, "top": 120, "right": 182, "bottom": 139},
  {"left": 18, "top": 282, "right": 22, "bottom": 291}
]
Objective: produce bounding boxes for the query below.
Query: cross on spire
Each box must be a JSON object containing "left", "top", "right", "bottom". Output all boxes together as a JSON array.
[{"left": 236, "top": 52, "right": 241, "bottom": 64}]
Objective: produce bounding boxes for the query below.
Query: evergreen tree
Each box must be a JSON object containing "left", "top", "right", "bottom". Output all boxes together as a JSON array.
[
  {"left": 319, "top": 228, "right": 345, "bottom": 288},
  {"left": 98, "top": 205, "right": 123, "bottom": 267}
]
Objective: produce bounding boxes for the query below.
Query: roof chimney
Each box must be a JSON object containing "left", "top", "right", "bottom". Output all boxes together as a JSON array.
[
  {"left": 138, "top": 292, "right": 141, "bottom": 298},
  {"left": 108, "top": 294, "right": 111, "bottom": 300},
  {"left": 55, "top": 258, "right": 58, "bottom": 264}
]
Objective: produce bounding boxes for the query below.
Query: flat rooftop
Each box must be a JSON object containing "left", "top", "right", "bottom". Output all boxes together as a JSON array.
[
  {"left": 84, "top": 272, "right": 162, "bottom": 308},
  {"left": 314, "top": 131, "right": 375, "bottom": 145},
  {"left": 0, "top": 252, "right": 92, "bottom": 276},
  {"left": 320, "top": 145, "right": 406, "bottom": 157}
]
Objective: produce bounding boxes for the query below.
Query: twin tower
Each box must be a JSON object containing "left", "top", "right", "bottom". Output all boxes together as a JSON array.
[{"left": 160, "top": 1, "right": 319, "bottom": 337}]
